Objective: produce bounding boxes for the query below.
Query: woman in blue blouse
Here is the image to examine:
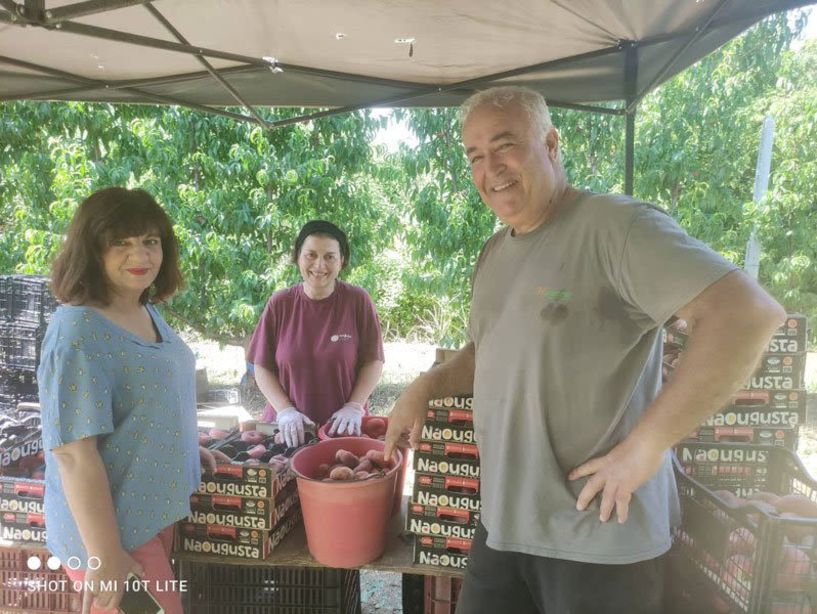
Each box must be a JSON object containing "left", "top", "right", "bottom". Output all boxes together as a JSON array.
[{"left": 38, "top": 188, "right": 222, "bottom": 614}]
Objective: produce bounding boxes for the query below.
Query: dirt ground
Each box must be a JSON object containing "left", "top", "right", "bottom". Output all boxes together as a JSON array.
[{"left": 186, "top": 334, "right": 817, "bottom": 613}]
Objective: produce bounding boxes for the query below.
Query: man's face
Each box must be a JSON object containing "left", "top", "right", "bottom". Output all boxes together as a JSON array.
[{"left": 462, "top": 101, "right": 560, "bottom": 233}]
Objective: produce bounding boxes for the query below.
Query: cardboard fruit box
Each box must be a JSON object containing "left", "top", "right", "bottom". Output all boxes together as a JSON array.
[
  {"left": 0, "top": 430, "right": 43, "bottom": 470},
  {"left": 665, "top": 356, "right": 807, "bottom": 390},
  {"left": 413, "top": 534, "right": 471, "bottom": 570},
  {"left": 664, "top": 313, "right": 808, "bottom": 354},
  {"left": 188, "top": 480, "right": 299, "bottom": 531},
  {"left": 197, "top": 461, "right": 293, "bottom": 499},
  {"left": 420, "top": 422, "right": 475, "bottom": 445},
  {"left": 177, "top": 507, "right": 302, "bottom": 560},
  {"left": 425, "top": 406, "right": 474, "bottom": 427},
  {"left": 0, "top": 476, "right": 44, "bottom": 514},
  {"left": 406, "top": 501, "right": 479, "bottom": 540},
  {"left": 1, "top": 510, "right": 46, "bottom": 543},
  {"left": 720, "top": 388, "right": 807, "bottom": 415},
  {"left": 413, "top": 442, "right": 480, "bottom": 479},
  {"left": 753, "top": 353, "right": 807, "bottom": 379},
  {"left": 686, "top": 425, "right": 797, "bottom": 451},
  {"left": 674, "top": 441, "right": 771, "bottom": 498},
  {"left": 428, "top": 396, "right": 473, "bottom": 411},
  {"left": 412, "top": 473, "right": 481, "bottom": 512},
  {"left": 703, "top": 405, "right": 804, "bottom": 430}
]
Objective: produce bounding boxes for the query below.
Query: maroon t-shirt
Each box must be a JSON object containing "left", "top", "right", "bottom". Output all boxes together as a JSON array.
[{"left": 247, "top": 280, "right": 385, "bottom": 425}]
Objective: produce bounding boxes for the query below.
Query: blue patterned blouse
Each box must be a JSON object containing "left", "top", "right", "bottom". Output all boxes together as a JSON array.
[{"left": 37, "top": 304, "right": 200, "bottom": 567}]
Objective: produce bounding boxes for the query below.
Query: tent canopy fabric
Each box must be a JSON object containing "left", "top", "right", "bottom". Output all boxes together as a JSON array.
[{"left": 1, "top": 0, "right": 812, "bottom": 123}]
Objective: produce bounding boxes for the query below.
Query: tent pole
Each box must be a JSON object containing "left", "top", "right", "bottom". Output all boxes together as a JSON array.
[
  {"left": 44, "top": 0, "right": 153, "bottom": 25},
  {"left": 144, "top": 3, "right": 270, "bottom": 128},
  {"left": 624, "top": 42, "right": 638, "bottom": 196},
  {"left": 626, "top": 0, "right": 731, "bottom": 114},
  {"left": 0, "top": 54, "right": 264, "bottom": 125}
]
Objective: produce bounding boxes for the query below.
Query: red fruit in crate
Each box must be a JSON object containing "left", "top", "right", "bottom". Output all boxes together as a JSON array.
[
  {"left": 748, "top": 491, "right": 781, "bottom": 507},
  {"left": 780, "top": 512, "right": 814, "bottom": 545},
  {"left": 727, "top": 527, "right": 757, "bottom": 557},
  {"left": 724, "top": 555, "right": 752, "bottom": 603},
  {"left": 328, "top": 466, "right": 354, "bottom": 481},
  {"left": 208, "top": 428, "right": 229, "bottom": 440},
  {"left": 335, "top": 450, "right": 359, "bottom": 469},
  {"left": 776, "top": 545, "right": 811, "bottom": 591},
  {"left": 241, "top": 431, "right": 265, "bottom": 445},
  {"left": 198, "top": 433, "right": 211, "bottom": 446},
  {"left": 776, "top": 495, "right": 817, "bottom": 518},
  {"left": 314, "top": 463, "right": 331, "bottom": 479},
  {"left": 353, "top": 459, "right": 374, "bottom": 474},
  {"left": 363, "top": 418, "right": 387, "bottom": 439},
  {"left": 709, "top": 593, "right": 732, "bottom": 613},
  {"left": 247, "top": 444, "right": 267, "bottom": 459},
  {"left": 725, "top": 554, "right": 753, "bottom": 584}
]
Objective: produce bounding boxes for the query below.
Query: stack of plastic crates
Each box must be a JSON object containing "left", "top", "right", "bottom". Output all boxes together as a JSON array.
[
  {"left": 0, "top": 547, "right": 80, "bottom": 612},
  {"left": 424, "top": 576, "right": 462, "bottom": 614},
  {"left": 0, "top": 275, "right": 57, "bottom": 414},
  {"left": 176, "top": 561, "right": 361, "bottom": 614},
  {"left": 669, "top": 445, "right": 817, "bottom": 613}
]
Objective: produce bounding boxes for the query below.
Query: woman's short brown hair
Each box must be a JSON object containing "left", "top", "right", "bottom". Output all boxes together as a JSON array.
[{"left": 51, "top": 187, "right": 184, "bottom": 305}]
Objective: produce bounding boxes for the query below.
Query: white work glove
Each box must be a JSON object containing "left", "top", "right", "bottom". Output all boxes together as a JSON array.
[
  {"left": 277, "top": 407, "right": 315, "bottom": 448},
  {"left": 328, "top": 402, "right": 364, "bottom": 436}
]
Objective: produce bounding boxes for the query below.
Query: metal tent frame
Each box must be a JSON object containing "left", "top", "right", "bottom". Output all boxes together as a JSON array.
[{"left": 1, "top": 0, "right": 813, "bottom": 193}]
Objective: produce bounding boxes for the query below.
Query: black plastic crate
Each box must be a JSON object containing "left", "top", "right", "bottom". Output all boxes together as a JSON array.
[
  {"left": 670, "top": 447, "right": 817, "bottom": 613},
  {"left": 177, "top": 561, "right": 361, "bottom": 614},
  {"left": 0, "top": 323, "right": 45, "bottom": 371},
  {"left": 0, "top": 369, "right": 38, "bottom": 408},
  {"left": 0, "top": 275, "right": 58, "bottom": 327}
]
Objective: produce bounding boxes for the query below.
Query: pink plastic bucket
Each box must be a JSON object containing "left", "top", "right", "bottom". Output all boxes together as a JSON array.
[
  {"left": 290, "top": 437, "right": 402, "bottom": 567},
  {"left": 317, "top": 416, "right": 409, "bottom": 516}
]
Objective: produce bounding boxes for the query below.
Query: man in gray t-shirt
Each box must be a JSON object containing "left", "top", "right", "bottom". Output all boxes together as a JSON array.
[{"left": 385, "top": 86, "right": 784, "bottom": 613}]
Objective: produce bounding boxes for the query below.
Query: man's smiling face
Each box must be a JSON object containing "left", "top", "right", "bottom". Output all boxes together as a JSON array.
[{"left": 462, "top": 100, "right": 561, "bottom": 234}]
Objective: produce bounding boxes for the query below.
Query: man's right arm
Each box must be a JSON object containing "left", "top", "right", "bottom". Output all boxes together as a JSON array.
[{"left": 384, "top": 342, "right": 475, "bottom": 459}]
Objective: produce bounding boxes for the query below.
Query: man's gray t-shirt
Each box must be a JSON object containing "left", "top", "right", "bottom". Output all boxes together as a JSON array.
[{"left": 469, "top": 192, "right": 737, "bottom": 563}]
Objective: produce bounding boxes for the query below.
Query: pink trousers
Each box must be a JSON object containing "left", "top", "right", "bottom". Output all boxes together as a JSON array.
[{"left": 63, "top": 525, "right": 183, "bottom": 614}]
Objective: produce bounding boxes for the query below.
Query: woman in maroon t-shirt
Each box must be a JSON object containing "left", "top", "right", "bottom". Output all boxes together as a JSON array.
[{"left": 246, "top": 220, "right": 385, "bottom": 447}]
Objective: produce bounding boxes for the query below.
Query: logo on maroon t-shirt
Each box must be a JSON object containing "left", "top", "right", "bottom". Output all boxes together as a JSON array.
[{"left": 330, "top": 333, "right": 353, "bottom": 342}]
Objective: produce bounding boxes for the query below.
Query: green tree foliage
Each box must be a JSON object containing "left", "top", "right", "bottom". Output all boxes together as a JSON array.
[
  {"left": 1, "top": 105, "right": 395, "bottom": 344},
  {"left": 0, "top": 12, "right": 814, "bottom": 346}
]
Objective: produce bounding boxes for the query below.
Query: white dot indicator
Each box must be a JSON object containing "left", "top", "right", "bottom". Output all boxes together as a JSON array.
[
  {"left": 87, "top": 556, "right": 101, "bottom": 570},
  {"left": 26, "top": 556, "right": 41, "bottom": 570},
  {"left": 47, "top": 556, "right": 62, "bottom": 571}
]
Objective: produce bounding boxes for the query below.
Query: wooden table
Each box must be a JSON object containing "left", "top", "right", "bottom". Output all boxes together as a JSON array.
[{"left": 175, "top": 495, "right": 465, "bottom": 579}]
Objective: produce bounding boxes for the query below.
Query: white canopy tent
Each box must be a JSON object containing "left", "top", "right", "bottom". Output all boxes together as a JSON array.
[{"left": 1, "top": 0, "right": 813, "bottom": 191}]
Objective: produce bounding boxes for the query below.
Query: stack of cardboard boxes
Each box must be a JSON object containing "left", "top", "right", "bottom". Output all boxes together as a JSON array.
[
  {"left": 177, "top": 429, "right": 302, "bottom": 561},
  {"left": 408, "top": 350, "right": 481, "bottom": 572},
  {"left": 669, "top": 314, "right": 809, "bottom": 494}
]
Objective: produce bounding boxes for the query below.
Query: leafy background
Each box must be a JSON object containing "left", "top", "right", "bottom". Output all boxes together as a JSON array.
[{"left": 1, "top": 13, "right": 815, "bottom": 348}]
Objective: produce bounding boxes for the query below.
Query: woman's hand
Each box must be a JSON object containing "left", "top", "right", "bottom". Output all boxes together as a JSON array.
[
  {"left": 199, "top": 446, "right": 231, "bottom": 472},
  {"left": 81, "top": 547, "right": 143, "bottom": 614},
  {"left": 328, "top": 402, "right": 364, "bottom": 436},
  {"left": 276, "top": 407, "right": 315, "bottom": 447}
]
